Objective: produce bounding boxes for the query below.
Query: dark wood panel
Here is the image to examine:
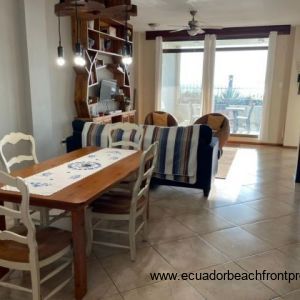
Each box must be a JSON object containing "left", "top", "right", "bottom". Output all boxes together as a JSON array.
[{"left": 146, "top": 25, "right": 291, "bottom": 41}]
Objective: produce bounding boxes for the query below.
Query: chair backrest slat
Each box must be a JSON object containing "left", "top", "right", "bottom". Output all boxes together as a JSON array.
[
  {"left": 0, "top": 171, "right": 36, "bottom": 248},
  {"left": 108, "top": 123, "right": 143, "bottom": 150},
  {"left": 0, "top": 205, "right": 22, "bottom": 220},
  {"left": 0, "top": 132, "right": 38, "bottom": 173},
  {"left": 7, "top": 155, "right": 36, "bottom": 169},
  {"left": 131, "top": 142, "right": 158, "bottom": 207},
  {"left": 0, "top": 231, "right": 28, "bottom": 244}
]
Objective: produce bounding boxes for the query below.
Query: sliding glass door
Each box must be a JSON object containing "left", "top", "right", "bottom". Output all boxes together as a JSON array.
[
  {"left": 213, "top": 38, "right": 269, "bottom": 136},
  {"left": 161, "top": 41, "right": 204, "bottom": 125}
]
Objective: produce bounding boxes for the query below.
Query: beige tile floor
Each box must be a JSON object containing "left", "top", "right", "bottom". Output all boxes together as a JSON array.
[{"left": 1, "top": 145, "right": 300, "bottom": 300}]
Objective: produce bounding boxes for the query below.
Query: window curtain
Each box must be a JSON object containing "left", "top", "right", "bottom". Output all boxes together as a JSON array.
[
  {"left": 155, "top": 36, "right": 163, "bottom": 110},
  {"left": 201, "top": 34, "right": 216, "bottom": 115},
  {"left": 259, "top": 31, "right": 278, "bottom": 141}
]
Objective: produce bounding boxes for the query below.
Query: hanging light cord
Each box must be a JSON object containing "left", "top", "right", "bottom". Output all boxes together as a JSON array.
[
  {"left": 75, "top": 0, "right": 79, "bottom": 44},
  {"left": 124, "top": 5, "right": 128, "bottom": 43},
  {"left": 58, "top": 14, "right": 62, "bottom": 47}
]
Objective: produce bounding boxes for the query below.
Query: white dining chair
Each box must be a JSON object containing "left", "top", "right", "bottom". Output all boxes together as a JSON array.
[
  {"left": 108, "top": 122, "right": 144, "bottom": 191},
  {"left": 0, "top": 171, "right": 73, "bottom": 300},
  {"left": 108, "top": 122, "right": 144, "bottom": 150},
  {"left": 86, "top": 142, "right": 158, "bottom": 261},
  {"left": 0, "top": 132, "right": 67, "bottom": 226}
]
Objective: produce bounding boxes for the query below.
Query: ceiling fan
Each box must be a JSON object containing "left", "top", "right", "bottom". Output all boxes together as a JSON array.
[{"left": 169, "top": 10, "right": 222, "bottom": 36}]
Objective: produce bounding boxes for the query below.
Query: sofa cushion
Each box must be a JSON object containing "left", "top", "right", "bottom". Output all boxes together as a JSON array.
[
  {"left": 207, "top": 115, "right": 224, "bottom": 131},
  {"left": 152, "top": 112, "right": 168, "bottom": 126}
]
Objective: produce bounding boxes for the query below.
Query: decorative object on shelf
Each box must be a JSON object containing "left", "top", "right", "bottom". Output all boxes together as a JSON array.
[
  {"left": 122, "top": 5, "right": 133, "bottom": 65},
  {"left": 56, "top": 14, "right": 65, "bottom": 66},
  {"left": 104, "top": 39, "right": 112, "bottom": 51},
  {"left": 108, "top": 26, "right": 117, "bottom": 37},
  {"left": 88, "top": 20, "right": 95, "bottom": 29},
  {"left": 74, "top": 0, "right": 86, "bottom": 66},
  {"left": 88, "top": 38, "right": 95, "bottom": 48}
]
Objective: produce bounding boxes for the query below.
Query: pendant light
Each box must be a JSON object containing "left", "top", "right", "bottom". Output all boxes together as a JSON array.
[
  {"left": 56, "top": 14, "right": 65, "bottom": 66},
  {"left": 74, "top": 0, "right": 86, "bottom": 67},
  {"left": 122, "top": 5, "right": 132, "bottom": 66}
]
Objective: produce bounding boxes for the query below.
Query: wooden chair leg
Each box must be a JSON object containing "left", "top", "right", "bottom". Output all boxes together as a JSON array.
[
  {"left": 40, "top": 208, "right": 49, "bottom": 227},
  {"left": 30, "top": 255, "right": 41, "bottom": 300},
  {"left": 129, "top": 218, "right": 136, "bottom": 261},
  {"left": 146, "top": 190, "right": 150, "bottom": 220},
  {"left": 142, "top": 209, "right": 148, "bottom": 242}
]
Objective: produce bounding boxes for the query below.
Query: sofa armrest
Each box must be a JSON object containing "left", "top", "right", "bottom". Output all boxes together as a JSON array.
[{"left": 196, "top": 137, "right": 219, "bottom": 195}]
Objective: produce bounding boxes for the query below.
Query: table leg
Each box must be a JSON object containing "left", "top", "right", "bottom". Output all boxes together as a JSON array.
[
  {"left": 72, "top": 208, "right": 87, "bottom": 300},
  {"left": 0, "top": 201, "right": 8, "bottom": 277}
]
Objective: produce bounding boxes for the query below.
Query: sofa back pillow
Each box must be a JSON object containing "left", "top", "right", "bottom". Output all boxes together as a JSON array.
[
  {"left": 207, "top": 115, "right": 224, "bottom": 131},
  {"left": 152, "top": 112, "right": 168, "bottom": 126}
]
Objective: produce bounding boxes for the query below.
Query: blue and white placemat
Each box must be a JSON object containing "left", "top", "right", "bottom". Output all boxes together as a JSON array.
[{"left": 2, "top": 148, "right": 136, "bottom": 196}]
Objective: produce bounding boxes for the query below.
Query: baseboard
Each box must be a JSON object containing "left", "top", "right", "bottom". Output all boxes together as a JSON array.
[
  {"left": 226, "top": 141, "right": 283, "bottom": 147},
  {"left": 283, "top": 145, "right": 298, "bottom": 149}
]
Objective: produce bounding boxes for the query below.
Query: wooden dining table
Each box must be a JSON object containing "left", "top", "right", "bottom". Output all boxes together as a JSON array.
[{"left": 0, "top": 146, "right": 142, "bottom": 300}]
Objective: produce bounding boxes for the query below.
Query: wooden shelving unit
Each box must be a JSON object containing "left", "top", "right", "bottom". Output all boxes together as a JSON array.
[{"left": 72, "top": 8, "right": 135, "bottom": 122}]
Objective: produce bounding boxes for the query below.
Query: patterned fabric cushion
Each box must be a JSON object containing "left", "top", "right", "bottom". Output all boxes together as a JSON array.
[
  {"left": 207, "top": 115, "right": 224, "bottom": 131},
  {"left": 152, "top": 112, "right": 168, "bottom": 126}
]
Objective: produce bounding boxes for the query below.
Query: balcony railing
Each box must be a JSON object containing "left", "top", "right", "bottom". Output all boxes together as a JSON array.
[{"left": 162, "top": 85, "right": 264, "bottom": 134}]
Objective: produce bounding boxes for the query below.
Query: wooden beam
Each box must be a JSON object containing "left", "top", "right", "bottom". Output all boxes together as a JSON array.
[{"left": 146, "top": 25, "right": 291, "bottom": 41}]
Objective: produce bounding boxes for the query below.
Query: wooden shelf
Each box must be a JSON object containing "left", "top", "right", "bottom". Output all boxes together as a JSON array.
[
  {"left": 73, "top": 10, "right": 134, "bottom": 119},
  {"left": 88, "top": 48, "right": 123, "bottom": 57},
  {"left": 88, "top": 28, "right": 132, "bottom": 44},
  {"left": 96, "top": 65, "right": 106, "bottom": 70},
  {"left": 88, "top": 82, "right": 98, "bottom": 88}
]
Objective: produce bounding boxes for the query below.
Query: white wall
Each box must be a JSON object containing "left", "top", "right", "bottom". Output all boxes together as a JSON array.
[
  {"left": 133, "top": 32, "right": 156, "bottom": 123},
  {"left": 0, "top": 1, "right": 31, "bottom": 138},
  {"left": 0, "top": 0, "right": 75, "bottom": 161},
  {"left": 46, "top": 0, "right": 75, "bottom": 156}
]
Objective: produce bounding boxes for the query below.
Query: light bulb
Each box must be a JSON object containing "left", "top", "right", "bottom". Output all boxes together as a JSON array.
[
  {"left": 56, "top": 56, "right": 65, "bottom": 66},
  {"left": 74, "top": 42, "right": 86, "bottom": 67},
  {"left": 56, "top": 45, "right": 65, "bottom": 66},
  {"left": 74, "top": 54, "right": 86, "bottom": 66},
  {"left": 122, "top": 56, "right": 133, "bottom": 65}
]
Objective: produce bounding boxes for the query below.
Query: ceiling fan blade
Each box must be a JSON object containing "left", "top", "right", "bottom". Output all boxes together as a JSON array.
[
  {"left": 170, "top": 28, "right": 187, "bottom": 33},
  {"left": 201, "top": 25, "right": 224, "bottom": 30},
  {"left": 167, "top": 25, "right": 190, "bottom": 28}
]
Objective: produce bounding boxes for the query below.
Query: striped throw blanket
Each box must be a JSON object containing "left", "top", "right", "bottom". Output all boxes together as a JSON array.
[
  {"left": 82, "top": 123, "right": 201, "bottom": 184},
  {"left": 82, "top": 122, "right": 141, "bottom": 149},
  {"left": 142, "top": 125, "right": 200, "bottom": 184}
]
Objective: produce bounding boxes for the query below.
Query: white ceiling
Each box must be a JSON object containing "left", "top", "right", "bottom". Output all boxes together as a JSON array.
[{"left": 130, "top": 0, "right": 300, "bottom": 32}]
